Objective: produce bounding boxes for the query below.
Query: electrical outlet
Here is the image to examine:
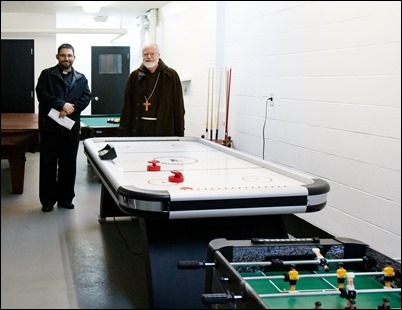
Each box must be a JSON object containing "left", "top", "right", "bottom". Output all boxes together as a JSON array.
[{"left": 269, "top": 93, "right": 274, "bottom": 106}]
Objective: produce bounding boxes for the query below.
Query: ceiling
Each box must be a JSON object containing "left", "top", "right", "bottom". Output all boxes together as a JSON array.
[{"left": 1, "top": 1, "right": 172, "bottom": 29}]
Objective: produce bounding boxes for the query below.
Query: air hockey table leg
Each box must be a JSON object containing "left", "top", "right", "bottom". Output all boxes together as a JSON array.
[
  {"left": 137, "top": 215, "right": 288, "bottom": 309},
  {"left": 98, "top": 185, "right": 129, "bottom": 222}
]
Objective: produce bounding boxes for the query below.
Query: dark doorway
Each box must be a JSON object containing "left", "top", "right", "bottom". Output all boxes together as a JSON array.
[
  {"left": 91, "top": 46, "right": 130, "bottom": 114},
  {"left": 1, "top": 39, "right": 35, "bottom": 113}
]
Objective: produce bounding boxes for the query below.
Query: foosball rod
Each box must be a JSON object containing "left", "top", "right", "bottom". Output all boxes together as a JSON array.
[
  {"left": 178, "top": 257, "right": 370, "bottom": 269},
  {"left": 259, "top": 287, "right": 401, "bottom": 298},
  {"left": 230, "top": 257, "right": 367, "bottom": 266},
  {"left": 243, "top": 271, "right": 384, "bottom": 280},
  {"left": 202, "top": 288, "right": 401, "bottom": 305}
]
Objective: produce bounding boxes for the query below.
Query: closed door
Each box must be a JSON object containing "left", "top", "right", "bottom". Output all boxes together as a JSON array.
[
  {"left": 1, "top": 39, "right": 34, "bottom": 113},
  {"left": 91, "top": 46, "right": 130, "bottom": 114}
]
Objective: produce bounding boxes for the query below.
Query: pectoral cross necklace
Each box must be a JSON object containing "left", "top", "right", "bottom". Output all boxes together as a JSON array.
[{"left": 143, "top": 72, "right": 160, "bottom": 112}]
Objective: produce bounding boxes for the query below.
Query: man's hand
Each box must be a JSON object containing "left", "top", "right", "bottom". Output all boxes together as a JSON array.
[{"left": 63, "top": 102, "right": 75, "bottom": 115}]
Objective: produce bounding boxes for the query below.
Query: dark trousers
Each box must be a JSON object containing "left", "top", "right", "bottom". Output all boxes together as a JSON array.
[{"left": 39, "top": 132, "right": 80, "bottom": 206}]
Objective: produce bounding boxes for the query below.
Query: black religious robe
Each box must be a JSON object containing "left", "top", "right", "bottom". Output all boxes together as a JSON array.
[{"left": 119, "top": 59, "right": 185, "bottom": 137}]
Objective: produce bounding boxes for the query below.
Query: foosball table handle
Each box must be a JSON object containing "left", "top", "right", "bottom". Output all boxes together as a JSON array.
[
  {"left": 177, "top": 260, "right": 206, "bottom": 269},
  {"left": 202, "top": 293, "right": 241, "bottom": 304}
]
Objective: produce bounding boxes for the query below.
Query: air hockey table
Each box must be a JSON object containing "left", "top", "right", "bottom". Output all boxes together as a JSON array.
[
  {"left": 83, "top": 136, "right": 331, "bottom": 309},
  {"left": 200, "top": 237, "right": 401, "bottom": 309}
]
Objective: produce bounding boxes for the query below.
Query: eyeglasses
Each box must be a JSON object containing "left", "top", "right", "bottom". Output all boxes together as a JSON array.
[{"left": 143, "top": 52, "right": 157, "bottom": 57}]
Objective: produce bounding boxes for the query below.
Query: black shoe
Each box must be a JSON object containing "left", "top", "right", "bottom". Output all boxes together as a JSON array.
[
  {"left": 41, "top": 204, "right": 54, "bottom": 212},
  {"left": 58, "top": 201, "right": 75, "bottom": 209}
]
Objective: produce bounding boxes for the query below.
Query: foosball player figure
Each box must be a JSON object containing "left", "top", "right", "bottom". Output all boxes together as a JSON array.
[
  {"left": 346, "top": 272, "right": 357, "bottom": 299},
  {"left": 377, "top": 297, "right": 391, "bottom": 310},
  {"left": 288, "top": 264, "right": 299, "bottom": 292},
  {"left": 336, "top": 262, "right": 347, "bottom": 289},
  {"left": 362, "top": 255, "right": 377, "bottom": 271},
  {"left": 320, "top": 257, "right": 330, "bottom": 272},
  {"left": 314, "top": 301, "right": 322, "bottom": 309},
  {"left": 312, "top": 247, "right": 330, "bottom": 272},
  {"left": 345, "top": 299, "right": 357, "bottom": 309},
  {"left": 382, "top": 261, "right": 395, "bottom": 289},
  {"left": 340, "top": 272, "right": 357, "bottom": 300}
]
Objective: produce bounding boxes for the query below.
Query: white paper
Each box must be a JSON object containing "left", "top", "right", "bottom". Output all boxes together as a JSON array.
[{"left": 48, "top": 108, "right": 75, "bottom": 130}]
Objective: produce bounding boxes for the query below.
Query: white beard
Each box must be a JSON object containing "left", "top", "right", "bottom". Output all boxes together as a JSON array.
[{"left": 143, "top": 60, "right": 158, "bottom": 69}]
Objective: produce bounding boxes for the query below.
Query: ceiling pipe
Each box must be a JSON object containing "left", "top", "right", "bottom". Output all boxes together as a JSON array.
[
  {"left": 147, "top": 8, "right": 158, "bottom": 43},
  {"left": 1, "top": 28, "right": 127, "bottom": 35},
  {"left": 137, "top": 14, "right": 149, "bottom": 46}
]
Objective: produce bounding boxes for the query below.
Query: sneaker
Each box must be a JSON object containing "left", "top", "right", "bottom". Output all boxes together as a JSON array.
[
  {"left": 41, "top": 204, "right": 54, "bottom": 212},
  {"left": 58, "top": 201, "right": 75, "bottom": 209}
]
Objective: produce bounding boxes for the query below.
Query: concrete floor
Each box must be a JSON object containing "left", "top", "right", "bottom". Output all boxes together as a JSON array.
[
  {"left": 1, "top": 142, "right": 149, "bottom": 309},
  {"left": 1, "top": 141, "right": 339, "bottom": 309}
]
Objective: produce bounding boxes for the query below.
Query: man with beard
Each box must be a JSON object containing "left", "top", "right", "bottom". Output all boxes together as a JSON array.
[
  {"left": 118, "top": 42, "right": 185, "bottom": 137},
  {"left": 36, "top": 43, "right": 91, "bottom": 212}
]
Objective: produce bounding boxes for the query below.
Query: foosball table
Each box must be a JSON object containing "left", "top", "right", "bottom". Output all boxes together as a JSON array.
[{"left": 185, "top": 237, "right": 401, "bottom": 309}]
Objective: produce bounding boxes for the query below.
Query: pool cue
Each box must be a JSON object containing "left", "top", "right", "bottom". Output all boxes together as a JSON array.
[
  {"left": 205, "top": 68, "right": 211, "bottom": 139},
  {"left": 224, "top": 67, "right": 232, "bottom": 142},
  {"left": 209, "top": 68, "right": 214, "bottom": 140},
  {"left": 215, "top": 67, "right": 223, "bottom": 141},
  {"left": 243, "top": 271, "right": 384, "bottom": 281}
]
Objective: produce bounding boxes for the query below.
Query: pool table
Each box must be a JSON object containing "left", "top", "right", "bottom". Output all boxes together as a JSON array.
[
  {"left": 1, "top": 113, "right": 39, "bottom": 194},
  {"left": 80, "top": 114, "right": 120, "bottom": 140}
]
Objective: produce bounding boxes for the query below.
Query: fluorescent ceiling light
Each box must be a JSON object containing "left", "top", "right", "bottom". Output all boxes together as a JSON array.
[{"left": 82, "top": 2, "right": 102, "bottom": 14}]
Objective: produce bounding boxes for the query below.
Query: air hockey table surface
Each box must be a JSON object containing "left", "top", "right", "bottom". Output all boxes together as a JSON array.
[{"left": 83, "top": 136, "right": 330, "bottom": 220}]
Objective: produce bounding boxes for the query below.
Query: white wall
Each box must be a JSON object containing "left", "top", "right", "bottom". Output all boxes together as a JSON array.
[
  {"left": 158, "top": 1, "right": 219, "bottom": 138},
  {"left": 2, "top": 1, "right": 401, "bottom": 259},
  {"left": 157, "top": 1, "right": 401, "bottom": 259}
]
